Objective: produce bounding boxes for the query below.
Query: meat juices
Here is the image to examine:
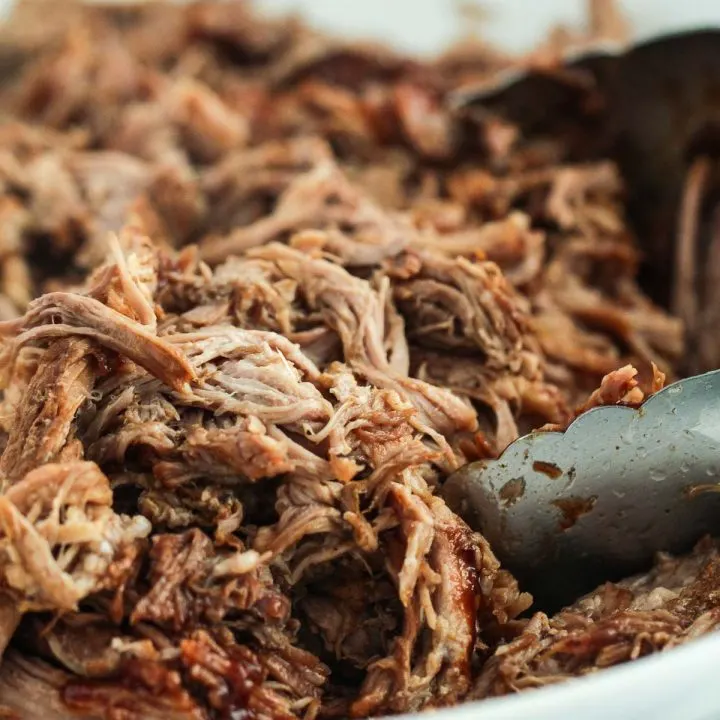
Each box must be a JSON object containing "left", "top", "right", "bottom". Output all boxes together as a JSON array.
[{"left": 0, "top": 1, "right": 715, "bottom": 718}]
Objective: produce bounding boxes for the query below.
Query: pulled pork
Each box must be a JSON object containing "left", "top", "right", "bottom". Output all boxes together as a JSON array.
[
  {"left": 0, "top": 1, "right": 713, "bottom": 719},
  {"left": 472, "top": 538, "right": 720, "bottom": 697}
]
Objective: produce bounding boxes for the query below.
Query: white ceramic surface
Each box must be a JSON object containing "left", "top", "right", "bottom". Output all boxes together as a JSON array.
[
  {"left": 256, "top": 0, "right": 720, "bottom": 55},
  {"left": 2, "top": 2, "right": 720, "bottom": 719}
]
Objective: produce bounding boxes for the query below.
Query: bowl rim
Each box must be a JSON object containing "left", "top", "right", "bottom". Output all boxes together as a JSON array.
[{"left": 401, "top": 630, "right": 720, "bottom": 719}]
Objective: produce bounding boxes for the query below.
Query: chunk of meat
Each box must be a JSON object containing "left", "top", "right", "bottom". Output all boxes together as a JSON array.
[
  {"left": 0, "top": 339, "right": 94, "bottom": 483},
  {"left": 0, "top": 651, "right": 106, "bottom": 720},
  {"left": 0, "top": 462, "right": 150, "bottom": 612},
  {"left": 201, "top": 161, "right": 415, "bottom": 266},
  {"left": 390, "top": 251, "right": 536, "bottom": 373},
  {"left": 3, "top": 291, "right": 196, "bottom": 393},
  {"left": 131, "top": 529, "right": 284, "bottom": 632},
  {"left": 472, "top": 538, "right": 720, "bottom": 698},
  {"left": 542, "top": 363, "right": 666, "bottom": 432},
  {"left": 249, "top": 244, "right": 477, "bottom": 444}
]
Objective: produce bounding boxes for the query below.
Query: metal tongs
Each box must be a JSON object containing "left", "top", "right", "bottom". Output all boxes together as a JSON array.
[
  {"left": 443, "top": 371, "right": 720, "bottom": 608},
  {"left": 443, "top": 30, "right": 720, "bottom": 608}
]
